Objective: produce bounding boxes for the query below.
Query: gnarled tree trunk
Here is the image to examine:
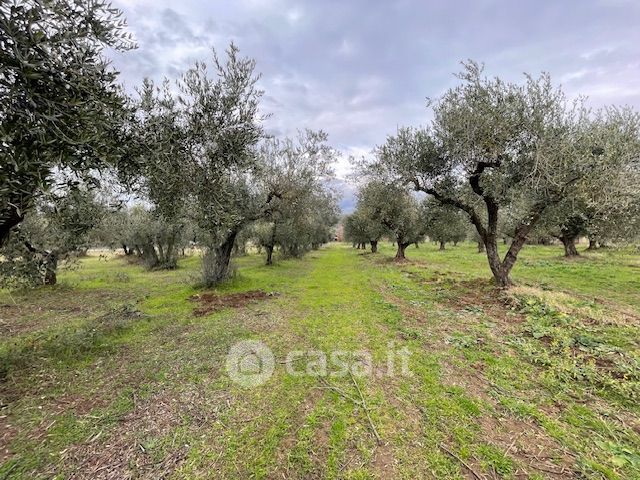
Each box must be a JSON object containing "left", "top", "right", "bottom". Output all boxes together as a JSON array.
[
  {"left": 370, "top": 240, "right": 378, "bottom": 253},
  {"left": 43, "top": 252, "right": 58, "bottom": 285},
  {"left": 439, "top": 241, "right": 445, "bottom": 251},
  {"left": 395, "top": 240, "right": 409, "bottom": 260},
  {"left": 560, "top": 235, "right": 579, "bottom": 257},
  {"left": 485, "top": 238, "right": 512, "bottom": 287},
  {"left": 203, "top": 229, "right": 238, "bottom": 286},
  {"left": 480, "top": 200, "right": 540, "bottom": 288},
  {"left": 142, "top": 241, "right": 159, "bottom": 268}
]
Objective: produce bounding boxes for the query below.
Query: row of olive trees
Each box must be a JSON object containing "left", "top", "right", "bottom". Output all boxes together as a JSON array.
[
  {"left": 250, "top": 132, "right": 339, "bottom": 264},
  {"left": 343, "top": 181, "right": 467, "bottom": 259},
  {"left": 352, "top": 62, "right": 640, "bottom": 286},
  {"left": 0, "top": 0, "right": 338, "bottom": 288},
  {"left": 120, "top": 49, "right": 338, "bottom": 284}
]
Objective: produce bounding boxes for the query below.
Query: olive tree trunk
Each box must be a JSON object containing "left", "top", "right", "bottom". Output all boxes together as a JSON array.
[
  {"left": 560, "top": 235, "right": 579, "bottom": 257},
  {"left": 370, "top": 240, "right": 378, "bottom": 253},
  {"left": 395, "top": 241, "right": 409, "bottom": 260},
  {"left": 420, "top": 164, "right": 549, "bottom": 288},
  {"left": 142, "top": 241, "right": 159, "bottom": 269},
  {"left": 479, "top": 199, "right": 541, "bottom": 288},
  {"left": 43, "top": 253, "right": 58, "bottom": 285},
  {"left": 203, "top": 230, "right": 238, "bottom": 286},
  {"left": 265, "top": 244, "right": 274, "bottom": 265},
  {"left": 23, "top": 239, "right": 59, "bottom": 286},
  {"left": 0, "top": 204, "right": 24, "bottom": 248}
]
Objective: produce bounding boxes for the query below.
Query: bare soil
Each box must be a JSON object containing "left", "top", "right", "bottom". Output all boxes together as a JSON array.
[{"left": 189, "top": 290, "right": 277, "bottom": 316}]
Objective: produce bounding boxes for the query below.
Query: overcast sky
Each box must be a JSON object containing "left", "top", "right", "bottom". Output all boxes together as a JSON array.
[{"left": 109, "top": 0, "right": 640, "bottom": 210}]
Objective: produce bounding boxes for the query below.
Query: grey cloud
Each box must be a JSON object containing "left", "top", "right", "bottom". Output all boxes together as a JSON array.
[{"left": 110, "top": 0, "right": 640, "bottom": 210}]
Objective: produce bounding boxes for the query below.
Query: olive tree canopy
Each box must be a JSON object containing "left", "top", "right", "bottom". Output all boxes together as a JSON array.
[
  {"left": 370, "top": 62, "right": 640, "bottom": 286},
  {"left": 0, "top": 0, "right": 135, "bottom": 246},
  {"left": 254, "top": 130, "right": 337, "bottom": 264},
  {"left": 356, "top": 181, "right": 425, "bottom": 260}
]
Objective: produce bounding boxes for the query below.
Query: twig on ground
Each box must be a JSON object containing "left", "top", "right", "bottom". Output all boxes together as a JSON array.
[
  {"left": 349, "top": 370, "right": 382, "bottom": 445},
  {"left": 439, "top": 443, "right": 484, "bottom": 480},
  {"left": 316, "top": 377, "right": 361, "bottom": 404},
  {"left": 316, "top": 374, "right": 382, "bottom": 445}
]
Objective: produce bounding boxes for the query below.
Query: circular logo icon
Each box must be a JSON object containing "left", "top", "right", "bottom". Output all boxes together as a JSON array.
[{"left": 226, "top": 340, "right": 275, "bottom": 388}]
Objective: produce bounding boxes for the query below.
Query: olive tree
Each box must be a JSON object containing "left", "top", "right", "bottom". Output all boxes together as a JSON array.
[
  {"left": 178, "top": 44, "right": 269, "bottom": 286},
  {"left": 587, "top": 196, "right": 640, "bottom": 248},
  {"left": 94, "top": 207, "right": 136, "bottom": 256},
  {"left": 356, "top": 181, "right": 425, "bottom": 260},
  {"left": 536, "top": 108, "right": 640, "bottom": 256},
  {"left": 371, "top": 63, "right": 640, "bottom": 286},
  {"left": 422, "top": 198, "right": 467, "bottom": 250},
  {"left": 254, "top": 130, "right": 337, "bottom": 264},
  {"left": 343, "top": 211, "right": 387, "bottom": 252},
  {"left": 126, "top": 79, "right": 190, "bottom": 269},
  {"left": 0, "top": 188, "right": 105, "bottom": 287},
  {"left": 535, "top": 203, "right": 589, "bottom": 256},
  {"left": 0, "top": 0, "right": 134, "bottom": 246}
]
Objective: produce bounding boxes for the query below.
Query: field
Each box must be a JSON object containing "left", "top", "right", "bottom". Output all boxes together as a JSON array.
[{"left": 1, "top": 242, "right": 639, "bottom": 479}]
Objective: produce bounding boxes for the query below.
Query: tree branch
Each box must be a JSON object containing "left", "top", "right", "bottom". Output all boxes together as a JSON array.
[
  {"left": 468, "top": 159, "right": 500, "bottom": 200},
  {"left": 412, "top": 177, "right": 487, "bottom": 240}
]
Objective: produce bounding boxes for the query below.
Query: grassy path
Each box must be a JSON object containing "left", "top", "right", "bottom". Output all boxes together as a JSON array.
[{"left": 1, "top": 244, "right": 639, "bottom": 479}]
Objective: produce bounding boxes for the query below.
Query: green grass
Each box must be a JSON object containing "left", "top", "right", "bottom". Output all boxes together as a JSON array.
[{"left": 1, "top": 242, "right": 639, "bottom": 479}]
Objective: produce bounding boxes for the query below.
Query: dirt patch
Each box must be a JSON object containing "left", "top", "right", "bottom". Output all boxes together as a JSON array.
[
  {"left": 449, "top": 279, "right": 526, "bottom": 332},
  {"left": 61, "top": 385, "right": 230, "bottom": 480},
  {"left": 190, "top": 290, "right": 278, "bottom": 316},
  {"left": 372, "top": 442, "right": 397, "bottom": 477},
  {"left": 441, "top": 361, "right": 494, "bottom": 404},
  {"left": 0, "top": 411, "right": 17, "bottom": 463},
  {"left": 440, "top": 361, "right": 577, "bottom": 478},
  {"left": 476, "top": 414, "right": 577, "bottom": 479}
]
